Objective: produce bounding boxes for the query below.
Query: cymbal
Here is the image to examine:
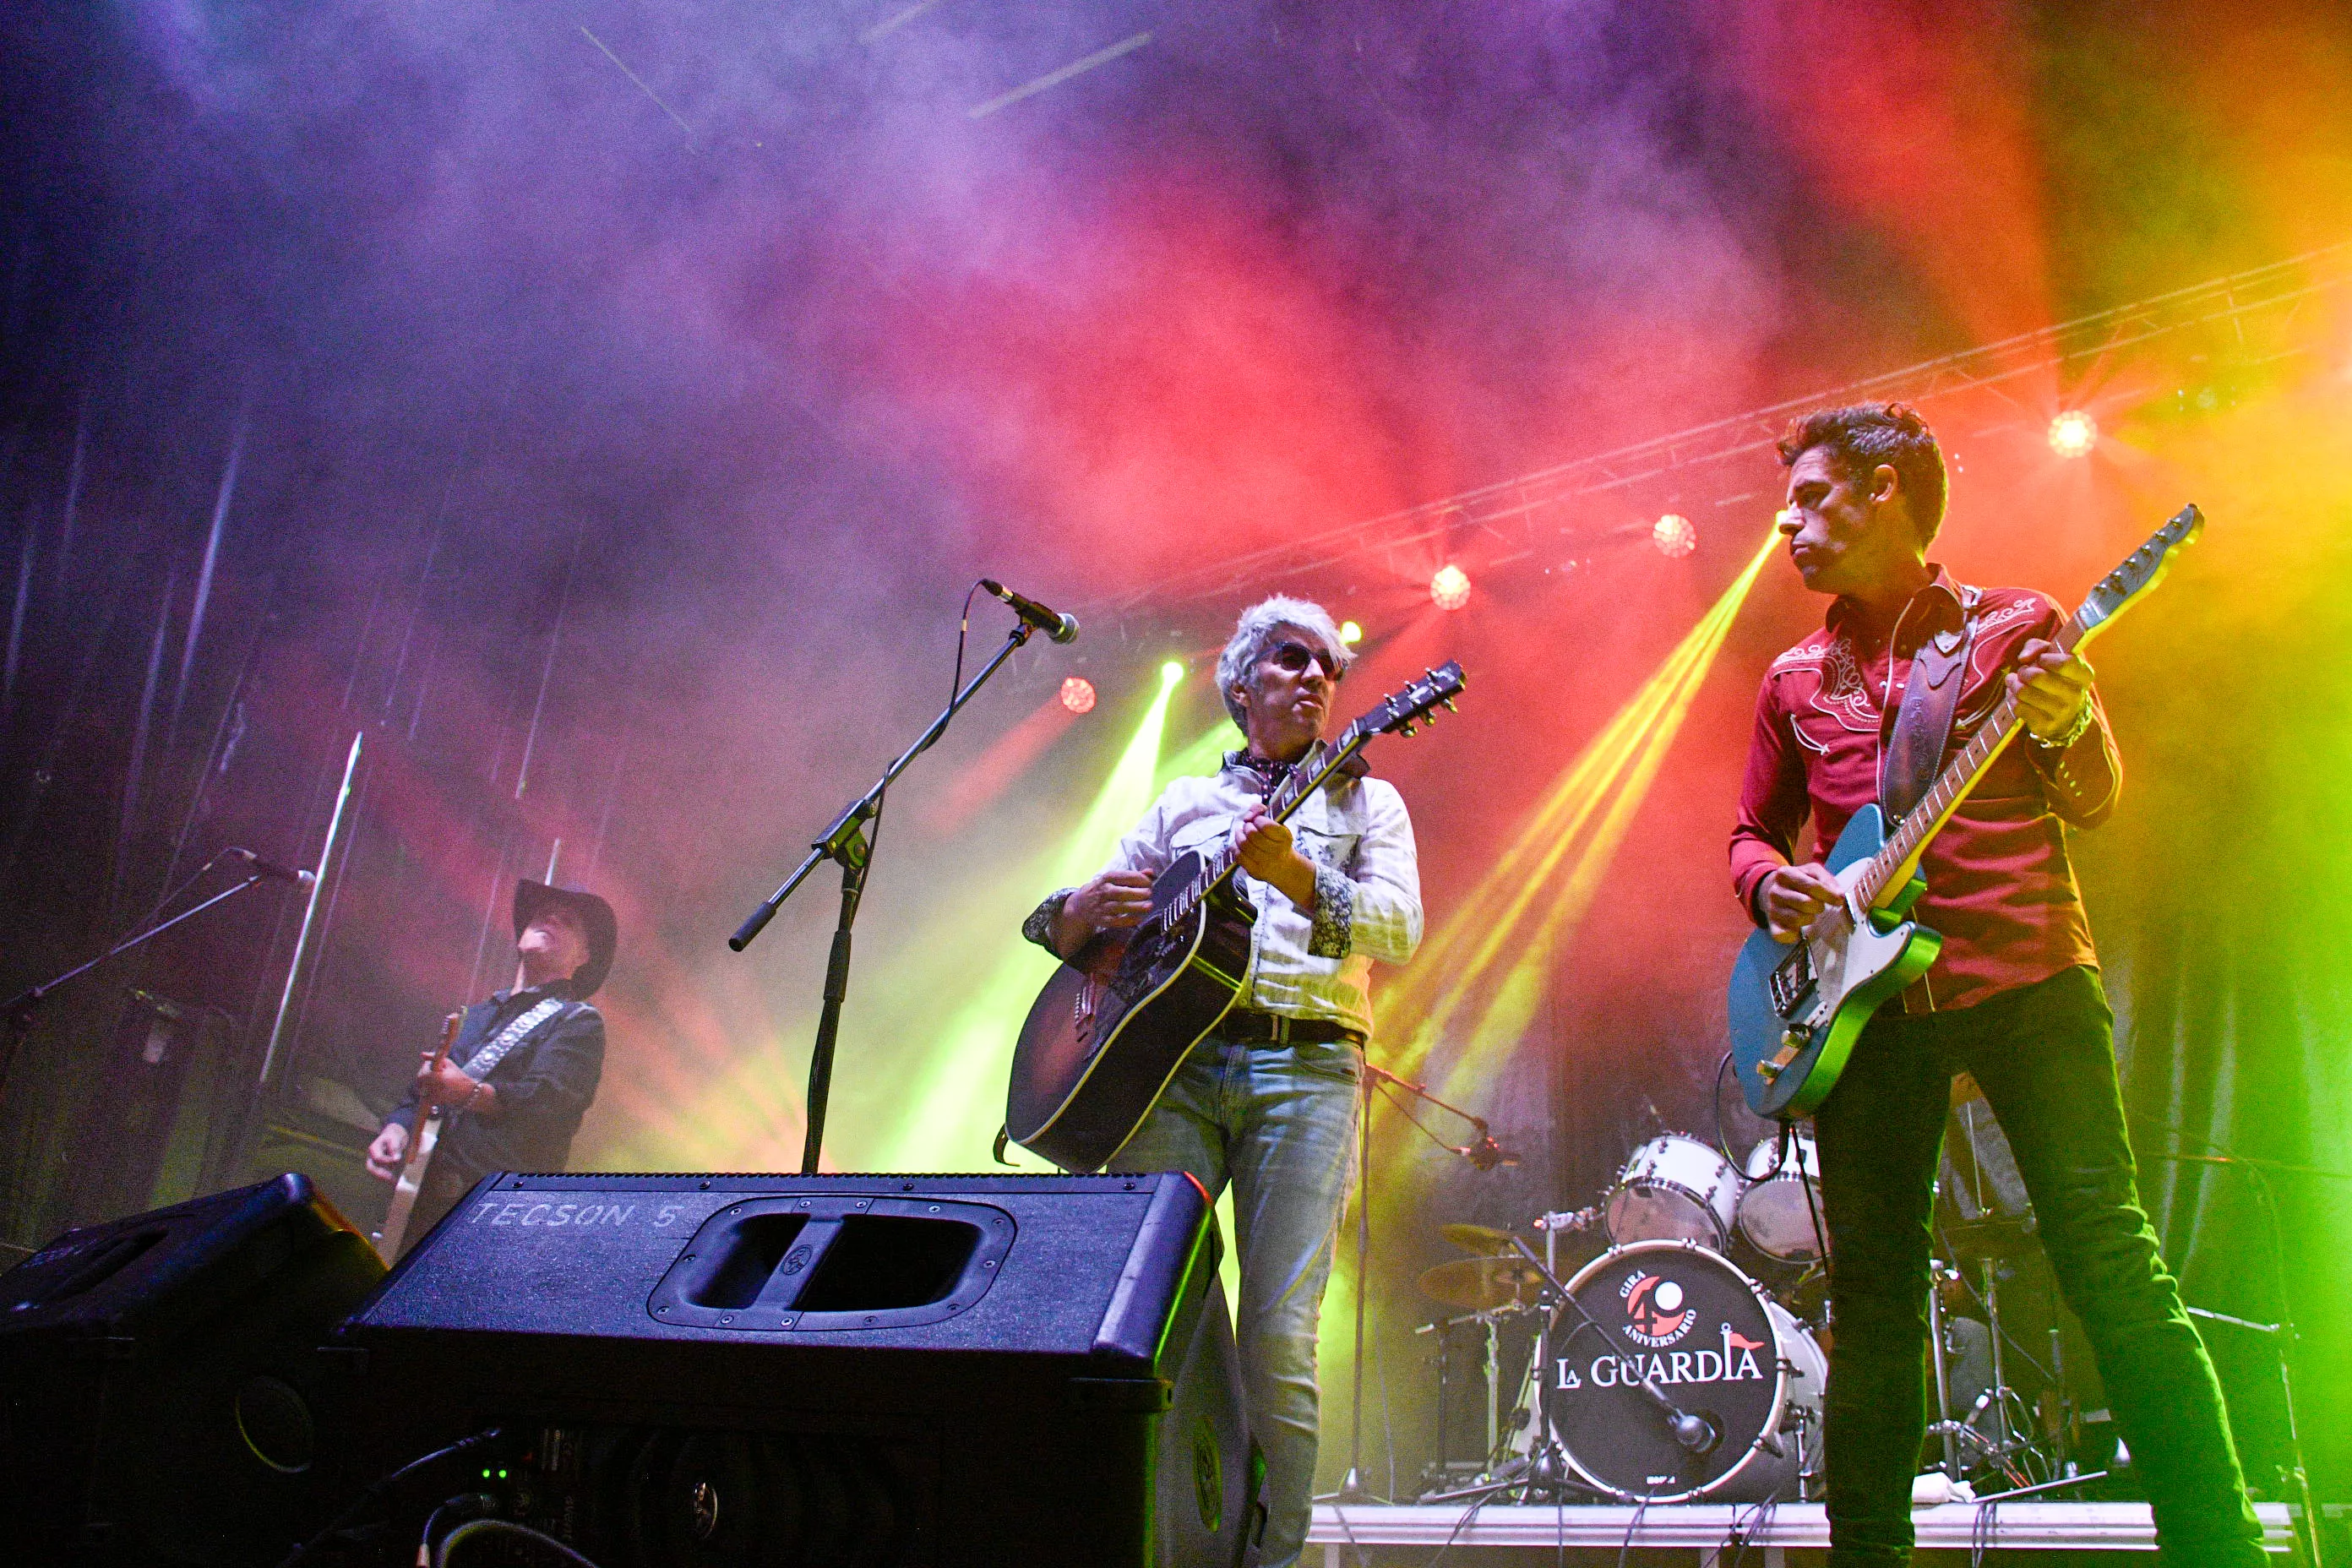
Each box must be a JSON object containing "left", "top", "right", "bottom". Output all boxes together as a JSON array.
[
  {"left": 1418, "top": 1255, "right": 1546, "bottom": 1312},
  {"left": 1440, "top": 1222, "right": 1519, "bottom": 1256}
]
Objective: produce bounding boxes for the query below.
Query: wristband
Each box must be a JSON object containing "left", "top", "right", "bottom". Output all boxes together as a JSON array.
[
  {"left": 2028, "top": 700, "right": 2094, "bottom": 754},
  {"left": 463, "top": 1080, "right": 486, "bottom": 1112}
]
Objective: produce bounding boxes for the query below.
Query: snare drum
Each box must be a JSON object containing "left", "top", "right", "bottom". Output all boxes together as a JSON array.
[
  {"left": 1736, "top": 1131, "right": 1825, "bottom": 1261},
  {"left": 1605, "top": 1134, "right": 1741, "bottom": 1250}
]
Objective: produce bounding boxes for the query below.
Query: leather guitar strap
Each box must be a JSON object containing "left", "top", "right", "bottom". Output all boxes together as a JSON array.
[{"left": 1879, "top": 589, "right": 1979, "bottom": 824}]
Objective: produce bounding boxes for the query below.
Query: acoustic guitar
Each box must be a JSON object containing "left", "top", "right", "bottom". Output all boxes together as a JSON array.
[{"left": 1005, "top": 662, "right": 1465, "bottom": 1172}]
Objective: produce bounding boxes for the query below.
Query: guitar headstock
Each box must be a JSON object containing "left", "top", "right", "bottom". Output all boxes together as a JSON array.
[
  {"left": 1348, "top": 661, "right": 1467, "bottom": 743},
  {"left": 2078, "top": 504, "right": 2202, "bottom": 636}
]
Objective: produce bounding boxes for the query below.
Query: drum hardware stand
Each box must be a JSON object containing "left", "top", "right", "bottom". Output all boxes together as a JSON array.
[
  {"left": 1414, "top": 1308, "right": 1515, "bottom": 1490},
  {"left": 1322, "top": 1060, "right": 1512, "bottom": 1505},
  {"left": 728, "top": 616, "right": 1035, "bottom": 1173},
  {"left": 1426, "top": 1235, "right": 1656, "bottom": 1506},
  {"left": 1926, "top": 1260, "right": 1963, "bottom": 1477},
  {"left": 1926, "top": 1254, "right": 2043, "bottom": 1486}
]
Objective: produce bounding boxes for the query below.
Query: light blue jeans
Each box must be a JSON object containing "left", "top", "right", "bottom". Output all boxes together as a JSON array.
[{"left": 1110, "top": 1030, "right": 1361, "bottom": 1568}]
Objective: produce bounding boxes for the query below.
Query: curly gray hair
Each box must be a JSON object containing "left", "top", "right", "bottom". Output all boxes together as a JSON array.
[{"left": 1216, "top": 595, "right": 1353, "bottom": 727}]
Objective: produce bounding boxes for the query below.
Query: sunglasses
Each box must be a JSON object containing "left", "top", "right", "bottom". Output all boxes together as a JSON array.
[{"left": 1268, "top": 640, "right": 1345, "bottom": 680}]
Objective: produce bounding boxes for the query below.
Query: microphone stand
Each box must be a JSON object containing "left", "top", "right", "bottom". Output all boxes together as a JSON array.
[
  {"left": 730, "top": 620, "right": 1034, "bottom": 1174},
  {"left": 0, "top": 872, "right": 276, "bottom": 1135},
  {"left": 1323, "top": 1059, "right": 1511, "bottom": 1505}
]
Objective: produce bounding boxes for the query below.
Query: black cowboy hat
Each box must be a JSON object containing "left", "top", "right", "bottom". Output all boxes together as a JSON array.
[{"left": 512, "top": 879, "right": 619, "bottom": 998}]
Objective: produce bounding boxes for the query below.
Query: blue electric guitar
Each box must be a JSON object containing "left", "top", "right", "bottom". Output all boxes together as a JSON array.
[{"left": 1728, "top": 504, "right": 2204, "bottom": 1119}]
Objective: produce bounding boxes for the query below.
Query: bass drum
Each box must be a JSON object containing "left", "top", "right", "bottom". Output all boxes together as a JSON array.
[
  {"left": 1543, "top": 1242, "right": 1824, "bottom": 1503},
  {"left": 1736, "top": 1131, "right": 1825, "bottom": 1261},
  {"left": 1605, "top": 1135, "right": 1741, "bottom": 1250}
]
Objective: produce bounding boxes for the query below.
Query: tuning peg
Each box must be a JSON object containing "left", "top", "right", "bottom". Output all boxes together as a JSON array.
[
  {"left": 1399, "top": 721, "right": 1417, "bottom": 738},
  {"left": 1441, "top": 697, "right": 1456, "bottom": 712}
]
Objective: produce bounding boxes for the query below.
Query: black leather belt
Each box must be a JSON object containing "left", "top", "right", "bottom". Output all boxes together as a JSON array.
[{"left": 1216, "top": 1010, "right": 1364, "bottom": 1047}]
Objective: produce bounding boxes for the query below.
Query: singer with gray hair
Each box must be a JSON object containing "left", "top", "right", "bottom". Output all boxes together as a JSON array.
[{"left": 1022, "top": 593, "right": 1421, "bottom": 1567}]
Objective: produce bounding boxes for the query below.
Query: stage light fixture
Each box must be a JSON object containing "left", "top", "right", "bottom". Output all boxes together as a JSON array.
[
  {"left": 1160, "top": 660, "right": 1186, "bottom": 687},
  {"left": 1652, "top": 514, "right": 1697, "bottom": 558},
  {"left": 1059, "top": 677, "right": 1097, "bottom": 715},
  {"left": 1430, "top": 564, "right": 1471, "bottom": 611},
  {"left": 2048, "top": 410, "right": 2099, "bottom": 459},
  {"left": 1338, "top": 620, "right": 1363, "bottom": 645}
]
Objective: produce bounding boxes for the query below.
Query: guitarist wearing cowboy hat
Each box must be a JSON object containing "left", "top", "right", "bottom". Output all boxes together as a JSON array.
[{"left": 365, "top": 879, "right": 618, "bottom": 1243}]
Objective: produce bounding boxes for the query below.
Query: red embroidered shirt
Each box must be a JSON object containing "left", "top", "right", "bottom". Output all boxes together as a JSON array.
[{"left": 1729, "top": 569, "right": 2121, "bottom": 1012}]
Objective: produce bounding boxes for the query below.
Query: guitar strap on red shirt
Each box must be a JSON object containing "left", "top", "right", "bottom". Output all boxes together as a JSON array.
[{"left": 1878, "top": 588, "right": 1979, "bottom": 825}]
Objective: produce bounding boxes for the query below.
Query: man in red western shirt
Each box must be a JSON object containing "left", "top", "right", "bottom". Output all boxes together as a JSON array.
[{"left": 1729, "top": 404, "right": 2261, "bottom": 1565}]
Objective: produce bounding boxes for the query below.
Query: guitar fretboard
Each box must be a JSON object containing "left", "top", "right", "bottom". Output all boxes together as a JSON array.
[{"left": 1851, "top": 609, "right": 2091, "bottom": 913}]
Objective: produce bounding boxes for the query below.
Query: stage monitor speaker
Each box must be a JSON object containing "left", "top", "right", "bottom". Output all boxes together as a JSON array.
[
  {"left": 340, "top": 1170, "right": 1262, "bottom": 1568},
  {"left": 0, "top": 1173, "right": 389, "bottom": 1565}
]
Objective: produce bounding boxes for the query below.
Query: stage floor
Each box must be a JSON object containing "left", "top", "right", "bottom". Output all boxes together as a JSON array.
[{"left": 1309, "top": 1500, "right": 2307, "bottom": 1563}]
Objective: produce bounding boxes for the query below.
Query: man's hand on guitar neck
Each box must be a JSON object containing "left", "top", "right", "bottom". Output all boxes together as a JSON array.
[
  {"left": 1759, "top": 863, "right": 1843, "bottom": 944},
  {"left": 2006, "top": 637, "right": 2094, "bottom": 743},
  {"left": 1235, "top": 803, "right": 1320, "bottom": 913}
]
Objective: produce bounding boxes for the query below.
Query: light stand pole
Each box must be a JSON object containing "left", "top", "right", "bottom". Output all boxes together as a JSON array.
[{"left": 730, "top": 621, "right": 1033, "bottom": 1174}]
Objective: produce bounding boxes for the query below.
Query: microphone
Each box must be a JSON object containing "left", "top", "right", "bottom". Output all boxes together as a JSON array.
[
  {"left": 1637, "top": 1374, "right": 1721, "bottom": 1455},
  {"left": 226, "top": 847, "right": 316, "bottom": 889},
  {"left": 1462, "top": 1126, "right": 1520, "bottom": 1171},
  {"left": 979, "top": 579, "right": 1079, "bottom": 645}
]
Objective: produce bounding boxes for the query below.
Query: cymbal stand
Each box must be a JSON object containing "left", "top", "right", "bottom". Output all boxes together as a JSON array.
[{"left": 1424, "top": 1234, "right": 1633, "bottom": 1506}]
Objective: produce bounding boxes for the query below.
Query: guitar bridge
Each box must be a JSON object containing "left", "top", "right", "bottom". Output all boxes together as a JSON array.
[{"left": 1768, "top": 945, "right": 1815, "bottom": 1016}]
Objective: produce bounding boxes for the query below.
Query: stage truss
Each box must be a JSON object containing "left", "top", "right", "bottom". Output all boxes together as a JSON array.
[{"left": 1088, "top": 240, "right": 2352, "bottom": 622}]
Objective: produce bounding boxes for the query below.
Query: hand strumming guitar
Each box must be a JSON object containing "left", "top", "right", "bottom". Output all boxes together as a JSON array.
[
  {"left": 1759, "top": 862, "right": 1843, "bottom": 944},
  {"left": 1054, "top": 869, "right": 1155, "bottom": 956},
  {"left": 365, "top": 1122, "right": 409, "bottom": 1181}
]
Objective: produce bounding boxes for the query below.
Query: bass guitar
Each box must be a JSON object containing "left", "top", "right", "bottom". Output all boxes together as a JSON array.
[
  {"left": 1728, "top": 504, "right": 2203, "bottom": 1119},
  {"left": 1006, "top": 662, "right": 1466, "bottom": 1172},
  {"left": 374, "top": 1009, "right": 465, "bottom": 1260}
]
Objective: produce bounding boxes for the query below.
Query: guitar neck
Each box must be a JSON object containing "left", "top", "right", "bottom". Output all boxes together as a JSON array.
[{"left": 1855, "top": 613, "right": 2090, "bottom": 909}]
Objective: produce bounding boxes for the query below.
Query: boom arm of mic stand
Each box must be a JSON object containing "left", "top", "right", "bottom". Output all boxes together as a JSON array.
[
  {"left": 729, "top": 622, "right": 1033, "bottom": 952},
  {"left": 1360, "top": 1059, "right": 1503, "bottom": 1150},
  {"left": 0, "top": 873, "right": 274, "bottom": 1097}
]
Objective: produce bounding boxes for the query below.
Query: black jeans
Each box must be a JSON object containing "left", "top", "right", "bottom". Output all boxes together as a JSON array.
[{"left": 1811, "top": 966, "right": 2264, "bottom": 1565}]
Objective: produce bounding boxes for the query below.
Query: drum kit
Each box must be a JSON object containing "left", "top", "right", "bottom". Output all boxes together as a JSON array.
[
  {"left": 1415, "top": 1127, "right": 1829, "bottom": 1505},
  {"left": 1414, "top": 1098, "right": 2093, "bottom": 1505}
]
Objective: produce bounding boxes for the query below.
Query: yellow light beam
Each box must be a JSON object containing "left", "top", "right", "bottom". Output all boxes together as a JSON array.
[
  {"left": 864, "top": 706, "right": 1230, "bottom": 1171},
  {"left": 1379, "top": 526, "right": 1782, "bottom": 1084}
]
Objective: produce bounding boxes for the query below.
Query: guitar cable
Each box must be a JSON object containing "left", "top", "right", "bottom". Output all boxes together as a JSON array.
[{"left": 274, "top": 1426, "right": 505, "bottom": 1568}]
